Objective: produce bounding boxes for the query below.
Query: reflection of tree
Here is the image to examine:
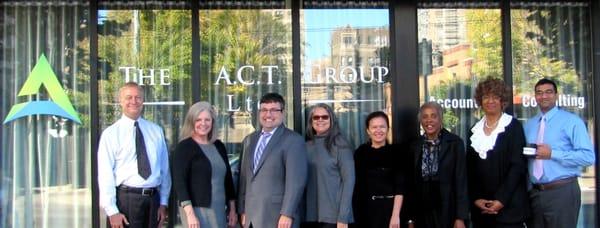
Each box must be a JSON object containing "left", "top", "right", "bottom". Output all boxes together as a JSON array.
[
  {"left": 428, "top": 79, "right": 475, "bottom": 132},
  {"left": 465, "top": 9, "right": 582, "bottom": 97},
  {"left": 466, "top": 10, "right": 503, "bottom": 79},
  {"left": 511, "top": 9, "right": 582, "bottom": 96},
  {"left": 200, "top": 10, "right": 290, "bottom": 98},
  {"left": 199, "top": 10, "right": 290, "bottom": 148},
  {"left": 98, "top": 10, "right": 192, "bottom": 146}
]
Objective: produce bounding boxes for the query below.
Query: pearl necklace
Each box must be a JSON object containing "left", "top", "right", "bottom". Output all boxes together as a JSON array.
[{"left": 484, "top": 117, "right": 500, "bottom": 129}]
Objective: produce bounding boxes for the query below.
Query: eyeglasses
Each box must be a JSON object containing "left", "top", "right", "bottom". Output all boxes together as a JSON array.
[
  {"left": 312, "top": 115, "right": 330, "bottom": 121},
  {"left": 259, "top": 109, "right": 282, "bottom": 114},
  {"left": 535, "top": 90, "right": 556, "bottom": 96}
]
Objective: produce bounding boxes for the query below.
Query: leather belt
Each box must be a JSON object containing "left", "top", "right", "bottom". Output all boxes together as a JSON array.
[
  {"left": 371, "top": 195, "right": 394, "bottom": 200},
  {"left": 532, "top": 177, "right": 576, "bottom": 191},
  {"left": 117, "top": 185, "right": 158, "bottom": 196}
]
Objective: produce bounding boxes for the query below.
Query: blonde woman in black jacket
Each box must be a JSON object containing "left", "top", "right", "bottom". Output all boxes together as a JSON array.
[{"left": 171, "top": 101, "right": 237, "bottom": 228}]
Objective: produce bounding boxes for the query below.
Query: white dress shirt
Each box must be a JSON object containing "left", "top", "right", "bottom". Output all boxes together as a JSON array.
[{"left": 97, "top": 115, "right": 171, "bottom": 216}]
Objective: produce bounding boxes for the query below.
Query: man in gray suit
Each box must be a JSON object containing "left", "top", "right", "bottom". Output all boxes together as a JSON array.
[{"left": 238, "top": 93, "right": 308, "bottom": 228}]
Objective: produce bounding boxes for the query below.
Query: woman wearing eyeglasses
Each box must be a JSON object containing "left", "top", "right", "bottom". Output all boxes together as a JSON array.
[
  {"left": 302, "top": 103, "right": 355, "bottom": 228},
  {"left": 353, "top": 111, "right": 404, "bottom": 228}
]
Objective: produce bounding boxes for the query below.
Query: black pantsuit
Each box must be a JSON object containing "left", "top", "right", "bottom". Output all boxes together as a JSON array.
[{"left": 405, "top": 129, "right": 469, "bottom": 228}]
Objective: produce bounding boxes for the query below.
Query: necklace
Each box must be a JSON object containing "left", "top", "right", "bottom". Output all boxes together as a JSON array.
[{"left": 484, "top": 116, "right": 500, "bottom": 129}]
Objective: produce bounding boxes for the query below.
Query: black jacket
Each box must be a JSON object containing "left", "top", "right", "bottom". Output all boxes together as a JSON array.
[
  {"left": 171, "top": 138, "right": 235, "bottom": 208},
  {"left": 405, "top": 129, "right": 469, "bottom": 228},
  {"left": 466, "top": 118, "right": 530, "bottom": 224}
]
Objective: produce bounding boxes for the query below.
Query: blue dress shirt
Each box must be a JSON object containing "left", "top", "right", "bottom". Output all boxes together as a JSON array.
[{"left": 524, "top": 106, "right": 595, "bottom": 184}]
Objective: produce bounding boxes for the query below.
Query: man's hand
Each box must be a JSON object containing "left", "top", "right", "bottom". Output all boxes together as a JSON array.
[
  {"left": 109, "top": 213, "right": 129, "bottom": 228},
  {"left": 240, "top": 213, "right": 246, "bottom": 227},
  {"left": 336, "top": 222, "right": 348, "bottom": 228},
  {"left": 157, "top": 205, "right": 168, "bottom": 227},
  {"left": 536, "top": 144, "right": 552, "bottom": 159},
  {"left": 278, "top": 215, "right": 293, "bottom": 228},
  {"left": 388, "top": 215, "right": 400, "bottom": 228}
]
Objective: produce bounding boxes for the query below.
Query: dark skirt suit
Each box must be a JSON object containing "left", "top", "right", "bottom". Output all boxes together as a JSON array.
[
  {"left": 171, "top": 138, "right": 236, "bottom": 222},
  {"left": 466, "top": 118, "right": 530, "bottom": 227},
  {"left": 405, "top": 129, "right": 469, "bottom": 228},
  {"left": 353, "top": 143, "right": 404, "bottom": 228}
]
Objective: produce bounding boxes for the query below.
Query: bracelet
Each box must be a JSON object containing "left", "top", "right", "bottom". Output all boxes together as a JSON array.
[{"left": 407, "top": 220, "right": 415, "bottom": 224}]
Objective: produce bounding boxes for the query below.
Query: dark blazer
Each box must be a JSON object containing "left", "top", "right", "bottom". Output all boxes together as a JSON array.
[
  {"left": 405, "top": 129, "right": 469, "bottom": 228},
  {"left": 171, "top": 138, "right": 235, "bottom": 208},
  {"left": 466, "top": 118, "right": 530, "bottom": 225}
]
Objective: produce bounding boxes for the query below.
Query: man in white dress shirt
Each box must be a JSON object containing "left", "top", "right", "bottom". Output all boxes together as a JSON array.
[{"left": 98, "top": 82, "right": 171, "bottom": 228}]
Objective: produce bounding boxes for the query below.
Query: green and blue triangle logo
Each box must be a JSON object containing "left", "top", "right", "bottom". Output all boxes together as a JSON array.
[{"left": 3, "top": 54, "right": 81, "bottom": 124}]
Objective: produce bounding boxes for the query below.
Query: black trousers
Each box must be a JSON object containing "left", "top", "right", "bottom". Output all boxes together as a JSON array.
[
  {"left": 301, "top": 222, "right": 337, "bottom": 228},
  {"left": 107, "top": 187, "right": 160, "bottom": 228}
]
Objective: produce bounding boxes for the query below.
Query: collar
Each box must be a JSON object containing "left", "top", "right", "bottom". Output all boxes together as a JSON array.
[
  {"left": 261, "top": 126, "right": 280, "bottom": 135},
  {"left": 120, "top": 115, "right": 142, "bottom": 125},
  {"left": 539, "top": 106, "right": 559, "bottom": 121}
]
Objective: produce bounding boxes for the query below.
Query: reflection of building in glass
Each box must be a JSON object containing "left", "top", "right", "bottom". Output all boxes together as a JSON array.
[
  {"left": 418, "top": 9, "right": 467, "bottom": 51},
  {"left": 302, "top": 24, "right": 391, "bottom": 147},
  {"left": 304, "top": 25, "right": 389, "bottom": 111}
]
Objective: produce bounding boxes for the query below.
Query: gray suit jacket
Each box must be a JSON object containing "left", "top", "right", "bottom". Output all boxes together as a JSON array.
[{"left": 238, "top": 126, "right": 308, "bottom": 228}]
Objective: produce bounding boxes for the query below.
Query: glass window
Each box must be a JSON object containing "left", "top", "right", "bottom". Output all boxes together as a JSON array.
[
  {"left": 97, "top": 2, "right": 192, "bottom": 226},
  {"left": 0, "top": 1, "right": 91, "bottom": 227},
  {"left": 511, "top": 3, "right": 595, "bottom": 227},
  {"left": 301, "top": 7, "right": 391, "bottom": 147},
  {"left": 418, "top": 8, "right": 502, "bottom": 141},
  {"left": 198, "top": 5, "right": 293, "bottom": 196}
]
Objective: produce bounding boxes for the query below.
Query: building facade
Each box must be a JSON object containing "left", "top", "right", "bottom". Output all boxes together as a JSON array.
[{"left": 1, "top": 0, "right": 599, "bottom": 227}]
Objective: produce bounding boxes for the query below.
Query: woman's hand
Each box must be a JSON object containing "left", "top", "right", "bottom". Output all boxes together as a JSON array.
[
  {"left": 183, "top": 205, "right": 200, "bottom": 228},
  {"left": 336, "top": 222, "right": 348, "bottom": 228},
  {"left": 388, "top": 215, "right": 400, "bottom": 228},
  {"left": 486, "top": 200, "right": 504, "bottom": 214},
  {"left": 227, "top": 208, "right": 238, "bottom": 227},
  {"left": 453, "top": 219, "right": 466, "bottom": 228}
]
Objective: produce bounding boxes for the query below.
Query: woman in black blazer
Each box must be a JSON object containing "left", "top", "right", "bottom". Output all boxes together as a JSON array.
[
  {"left": 405, "top": 102, "right": 468, "bottom": 228},
  {"left": 171, "top": 101, "right": 237, "bottom": 228},
  {"left": 466, "top": 78, "right": 529, "bottom": 227}
]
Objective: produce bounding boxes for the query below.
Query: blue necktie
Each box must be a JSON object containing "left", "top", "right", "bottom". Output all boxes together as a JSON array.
[{"left": 253, "top": 132, "right": 272, "bottom": 173}]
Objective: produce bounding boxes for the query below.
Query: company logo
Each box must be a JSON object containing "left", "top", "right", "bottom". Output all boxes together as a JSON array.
[{"left": 3, "top": 54, "right": 81, "bottom": 124}]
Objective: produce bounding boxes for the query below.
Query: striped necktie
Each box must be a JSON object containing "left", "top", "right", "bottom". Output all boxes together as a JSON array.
[{"left": 253, "top": 132, "right": 272, "bottom": 173}]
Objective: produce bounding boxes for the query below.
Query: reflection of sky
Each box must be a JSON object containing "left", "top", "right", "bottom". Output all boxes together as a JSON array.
[
  {"left": 304, "top": 9, "right": 389, "bottom": 62},
  {"left": 98, "top": 10, "right": 107, "bottom": 24}
]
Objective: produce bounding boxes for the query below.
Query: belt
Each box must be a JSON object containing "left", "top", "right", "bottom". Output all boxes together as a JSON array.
[
  {"left": 117, "top": 185, "right": 158, "bottom": 196},
  {"left": 532, "top": 177, "right": 576, "bottom": 191},
  {"left": 371, "top": 195, "right": 394, "bottom": 200}
]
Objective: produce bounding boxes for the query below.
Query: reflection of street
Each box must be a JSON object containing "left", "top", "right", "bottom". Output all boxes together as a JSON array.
[
  {"left": 16, "top": 186, "right": 91, "bottom": 227},
  {"left": 579, "top": 177, "right": 596, "bottom": 227}
]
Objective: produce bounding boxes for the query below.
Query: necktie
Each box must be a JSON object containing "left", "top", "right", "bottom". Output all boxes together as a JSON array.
[
  {"left": 135, "top": 121, "right": 151, "bottom": 179},
  {"left": 253, "top": 132, "right": 272, "bottom": 173},
  {"left": 533, "top": 116, "right": 545, "bottom": 180}
]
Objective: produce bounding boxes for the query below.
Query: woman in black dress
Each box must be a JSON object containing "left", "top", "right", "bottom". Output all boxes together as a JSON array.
[
  {"left": 467, "top": 78, "right": 529, "bottom": 228},
  {"left": 353, "top": 111, "right": 404, "bottom": 228}
]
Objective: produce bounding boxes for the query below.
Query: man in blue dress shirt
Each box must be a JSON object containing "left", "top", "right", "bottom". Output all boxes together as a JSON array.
[{"left": 524, "top": 78, "right": 595, "bottom": 228}]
